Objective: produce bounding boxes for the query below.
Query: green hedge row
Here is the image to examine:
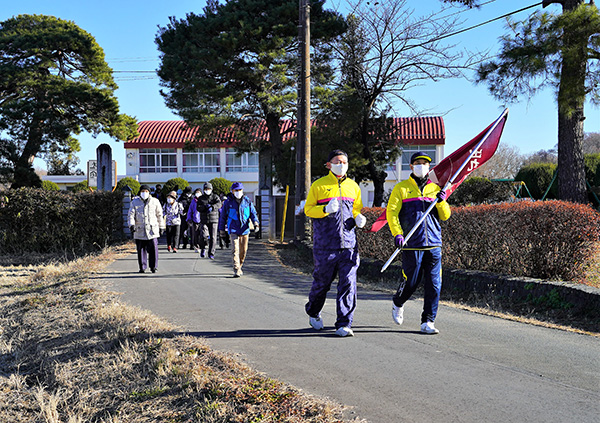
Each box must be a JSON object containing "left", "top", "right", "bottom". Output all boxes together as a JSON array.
[
  {"left": 0, "top": 188, "right": 124, "bottom": 255},
  {"left": 357, "top": 201, "right": 600, "bottom": 284}
]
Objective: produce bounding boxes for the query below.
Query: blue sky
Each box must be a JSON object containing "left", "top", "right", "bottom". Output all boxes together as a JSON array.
[{"left": 2, "top": 0, "right": 598, "bottom": 174}]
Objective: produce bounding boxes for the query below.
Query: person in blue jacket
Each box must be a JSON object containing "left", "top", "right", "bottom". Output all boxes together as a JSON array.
[
  {"left": 303, "top": 150, "right": 366, "bottom": 337},
  {"left": 218, "top": 182, "right": 260, "bottom": 277}
]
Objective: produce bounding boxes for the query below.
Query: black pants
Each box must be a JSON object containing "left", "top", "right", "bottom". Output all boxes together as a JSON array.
[
  {"left": 135, "top": 238, "right": 158, "bottom": 270},
  {"left": 166, "top": 225, "right": 180, "bottom": 249},
  {"left": 179, "top": 220, "right": 189, "bottom": 247},
  {"left": 190, "top": 222, "right": 201, "bottom": 249},
  {"left": 199, "top": 222, "right": 218, "bottom": 257}
]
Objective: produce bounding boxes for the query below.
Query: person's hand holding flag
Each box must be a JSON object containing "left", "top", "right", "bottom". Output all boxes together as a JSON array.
[{"left": 394, "top": 235, "right": 405, "bottom": 248}]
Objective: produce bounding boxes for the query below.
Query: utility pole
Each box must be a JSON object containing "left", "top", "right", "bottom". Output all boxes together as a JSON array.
[{"left": 295, "top": 0, "right": 311, "bottom": 240}]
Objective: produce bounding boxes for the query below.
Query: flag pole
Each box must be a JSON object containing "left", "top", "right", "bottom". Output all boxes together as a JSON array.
[{"left": 380, "top": 108, "right": 509, "bottom": 273}]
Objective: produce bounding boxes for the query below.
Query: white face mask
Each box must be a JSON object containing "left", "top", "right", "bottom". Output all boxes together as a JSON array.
[
  {"left": 330, "top": 162, "right": 348, "bottom": 177},
  {"left": 195, "top": 192, "right": 201, "bottom": 198},
  {"left": 204, "top": 190, "right": 212, "bottom": 196},
  {"left": 412, "top": 164, "right": 430, "bottom": 178},
  {"left": 167, "top": 197, "right": 174, "bottom": 204},
  {"left": 140, "top": 191, "right": 150, "bottom": 200},
  {"left": 233, "top": 190, "right": 243, "bottom": 199}
]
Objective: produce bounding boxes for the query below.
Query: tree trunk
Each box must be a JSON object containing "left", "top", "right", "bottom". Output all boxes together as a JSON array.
[
  {"left": 11, "top": 120, "right": 43, "bottom": 189},
  {"left": 557, "top": 0, "right": 587, "bottom": 203},
  {"left": 360, "top": 114, "right": 387, "bottom": 207}
]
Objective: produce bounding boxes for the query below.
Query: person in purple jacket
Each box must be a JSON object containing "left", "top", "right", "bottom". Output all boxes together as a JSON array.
[{"left": 186, "top": 188, "right": 203, "bottom": 253}]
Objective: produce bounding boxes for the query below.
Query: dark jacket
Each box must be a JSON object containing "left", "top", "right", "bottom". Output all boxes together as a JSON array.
[
  {"left": 178, "top": 193, "right": 193, "bottom": 217},
  {"left": 197, "top": 193, "right": 222, "bottom": 223}
]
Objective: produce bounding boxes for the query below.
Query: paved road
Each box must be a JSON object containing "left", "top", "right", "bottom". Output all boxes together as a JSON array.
[{"left": 98, "top": 239, "right": 600, "bottom": 423}]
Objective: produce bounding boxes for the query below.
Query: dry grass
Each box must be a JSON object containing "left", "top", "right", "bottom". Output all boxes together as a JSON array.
[
  {"left": 0, "top": 243, "right": 352, "bottom": 423},
  {"left": 265, "top": 241, "right": 599, "bottom": 337}
]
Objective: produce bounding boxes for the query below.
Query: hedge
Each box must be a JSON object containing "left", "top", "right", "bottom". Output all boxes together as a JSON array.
[
  {"left": 357, "top": 201, "right": 600, "bottom": 284},
  {"left": 0, "top": 188, "right": 124, "bottom": 255},
  {"left": 41, "top": 180, "right": 60, "bottom": 191},
  {"left": 447, "top": 177, "right": 513, "bottom": 206},
  {"left": 514, "top": 163, "right": 557, "bottom": 199}
]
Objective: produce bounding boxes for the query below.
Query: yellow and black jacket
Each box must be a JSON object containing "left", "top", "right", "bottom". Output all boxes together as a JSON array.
[
  {"left": 304, "top": 171, "right": 363, "bottom": 250},
  {"left": 386, "top": 176, "right": 451, "bottom": 249}
]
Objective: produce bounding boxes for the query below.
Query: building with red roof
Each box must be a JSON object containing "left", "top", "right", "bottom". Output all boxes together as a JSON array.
[{"left": 123, "top": 117, "right": 445, "bottom": 205}]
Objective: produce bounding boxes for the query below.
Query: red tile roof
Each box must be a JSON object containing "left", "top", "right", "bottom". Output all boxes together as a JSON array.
[{"left": 124, "top": 117, "right": 444, "bottom": 148}]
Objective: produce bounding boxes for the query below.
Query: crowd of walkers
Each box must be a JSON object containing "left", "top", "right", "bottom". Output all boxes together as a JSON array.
[
  {"left": 127, "top": 182, "right": 259, "bottom": 277},
  {"left": 128, "top": 147, "right": 451, "bottom": 338}
]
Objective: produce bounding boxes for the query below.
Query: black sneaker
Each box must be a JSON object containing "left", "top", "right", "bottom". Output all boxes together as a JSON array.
[
  {"left": 151, "top": 268, "right": 157, "bottom": 273},
  {"left": 139, "top": 269, "right": 145, "bottom": 273}
]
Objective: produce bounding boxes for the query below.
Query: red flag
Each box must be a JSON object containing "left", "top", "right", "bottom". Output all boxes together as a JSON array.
[
  {"left": 368, "top": 210, "right": 388, "bottom": 232},
  {"left": 430, "top": 109, "right": 508, "bottom": 196},
  {"left": 367, "top": 109, "right": 508, "bottom": 233}
]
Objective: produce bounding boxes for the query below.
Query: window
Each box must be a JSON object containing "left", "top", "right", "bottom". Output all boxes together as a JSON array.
[
  {"left": 400, "top": 146, "right": 437, "bottom": 171},
  {"left": 139, "top": 149, "right": 177, "bottom": 173},
  {"left": 183, "top": 148, "right": 220, "bottom": 173},
  {"left": 226, "top": 148, "right": 259, "bottom": 172}
]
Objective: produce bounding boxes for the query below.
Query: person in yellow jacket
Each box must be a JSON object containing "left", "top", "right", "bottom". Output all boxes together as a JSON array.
[
  {"left": 386, "top": 152, "right": 451, "bottom": 334},
  {"left": 304, "top": 150, "right": 366, "bottom": 337}
]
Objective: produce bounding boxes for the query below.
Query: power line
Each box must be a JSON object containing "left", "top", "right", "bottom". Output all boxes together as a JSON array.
[{"left": 405, "top": 1, "right": 544, "bottom": 51}]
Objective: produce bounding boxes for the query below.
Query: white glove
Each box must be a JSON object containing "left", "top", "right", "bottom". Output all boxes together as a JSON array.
[
  {"left": 354, "top": 213, "right": 367, "bottom": 229},
  {"left": 325, "top": 198, "right": 340, "bottom": 214}
]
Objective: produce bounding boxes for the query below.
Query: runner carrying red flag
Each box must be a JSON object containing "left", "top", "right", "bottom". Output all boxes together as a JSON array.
[{"left": 370, "top": 108, "right": 509, "bottom": 238}]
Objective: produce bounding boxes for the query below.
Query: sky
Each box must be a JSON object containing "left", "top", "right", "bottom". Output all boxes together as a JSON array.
[{"left": 2, "top": 0, "right": 598, "bottom": 174}]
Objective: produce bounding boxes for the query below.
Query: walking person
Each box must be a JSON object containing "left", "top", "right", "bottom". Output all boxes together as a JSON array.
[
  {"left": 178, "top": 186, "right": 193, "bottom": 249},
  {"left": 163, "top": 191, "right": 183, "bottom": 253},
  {"left": 218, "top": 182, "right": 259, "bottom": 277},
  {"left": 186, "top": 188, "right": 203, "bottom": 253},
  {"left": 128, "top": 184, "right": 165, "bottom": 273},
  {"left": 386, "top": 151, "right": 451, "bottom": 334},
  {"left": 304, "top": 150, "right": 366, "bottom": 337},
  {"left": 197, "top": 182, "right": 222, "bottom": 259}
]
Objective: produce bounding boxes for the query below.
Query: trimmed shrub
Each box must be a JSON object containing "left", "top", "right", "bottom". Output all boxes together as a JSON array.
[
  {"left": 514, "top": 163, "right": 557, "bottom": 199},
  {"left": 357, "top": 201, "right": 600, "bottom": 284},
  {"left": 72, "top": 180, "right": 95, "bottom": 193},
  {"left": 210, "top": 177, "right": 233, "bottom": 197},
  {"left": 41, "top": 180, "right": 60, "bottom": 191},
  {"left": 584, "top": 153, "right": 600, "bottom": 187},
  {"left": 115, "top": 177, "right": 140, "bottom": 195},
  {"left": 356, "top": 207, "right": 396, "bottom": 263},
  {"left": 0, "top": 188, "right": 123, "bottom": 255},
  {"left": 163, "top": 177, "right": 189, "bottom": 196},
  {"left": 442, "top": 201, "right": 600, "bottom": 283},
  {"left": 448, "top": 177, "right": 513, "bottom": 206}
]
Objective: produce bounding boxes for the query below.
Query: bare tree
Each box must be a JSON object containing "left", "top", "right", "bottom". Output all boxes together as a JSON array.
[
  {"left": 323, "top": 0, "right": 482, "bottom": 206},
  {"left": 470, "top": 143, "right": 524, "bottom": 179},
  {"left": 523, "top": 147, "right": 559, "bottom": 165},
  {"left": 583, "top": 132, "right": 600, "bottom": 154}
]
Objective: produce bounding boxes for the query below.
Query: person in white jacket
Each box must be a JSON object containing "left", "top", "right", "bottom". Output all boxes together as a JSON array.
[{"left": 128, "top": 184, "right": 165, "bottom": 273}]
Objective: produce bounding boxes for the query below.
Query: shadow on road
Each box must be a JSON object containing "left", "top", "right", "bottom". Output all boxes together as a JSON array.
[{"left": 182, "top": 325, "right": 412, "bottom": 339}]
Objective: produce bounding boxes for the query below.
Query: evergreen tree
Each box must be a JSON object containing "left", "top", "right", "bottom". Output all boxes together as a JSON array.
[
  {"left": 0, "top": 15, "right": 138, "bottom": 188},
  {"left": 155, "top": 0, "right": 345, "bottom": 189},
  {"left": 473, "top": 1, "right": 599, "bottom": 203}
]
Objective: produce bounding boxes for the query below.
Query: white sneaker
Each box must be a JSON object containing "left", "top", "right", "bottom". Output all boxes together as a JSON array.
[
  {"left": 309, "top": 315, "right": 324, "bottom": 330},
  {"left": 335, "top": 326, "right": 354, "bottom": 337},
  {"left": 420, "top": 321, "right": 439, "bottom": 334},
  {"left": 392, "top": 304, "right": 404, "bottom": 325}
]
